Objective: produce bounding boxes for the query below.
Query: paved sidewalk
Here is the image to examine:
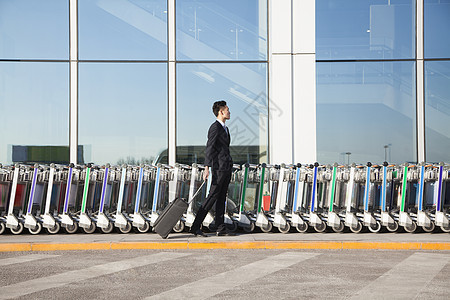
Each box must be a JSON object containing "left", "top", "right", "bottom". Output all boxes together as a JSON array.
[{"left": 0, "top": 231, "right": 449, "bottom": 251}]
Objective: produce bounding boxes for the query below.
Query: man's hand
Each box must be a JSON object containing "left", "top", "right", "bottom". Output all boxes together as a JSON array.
[{"left": 203, "top": 166, "right": 209, "bottom": 181}]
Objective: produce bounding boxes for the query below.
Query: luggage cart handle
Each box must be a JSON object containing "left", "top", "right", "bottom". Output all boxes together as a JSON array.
[{"left": 188, "top": 180, "right": 206, "bottom": 205}]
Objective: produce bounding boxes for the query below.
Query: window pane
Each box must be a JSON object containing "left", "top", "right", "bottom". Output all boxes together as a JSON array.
[
  {"left": 176, "top": 63, "right": 268, "bottom": 165},
  {"left": 316, "top": 0, "right": 415, "bottom": 60},
  {"left": 316, "top": 61, "right": 416, "bottom": 164},
  {"left": 0, "top": 62, "right": 69, "bottom": 164},
  {"left": 176, "top": 0, "right": 267, "bottom": 61},
  {"left": 425, "top": 61, "right": 450, "bottom": 162},
  {"left": 79, "top": 63, "right": 167, "bottom": 165},
  {"left": 0, "top": 0, "right": 69, "bottom": 59},
  {"left": 424, "top": 0, "right": 450, "bottom": 59},
  {"left": 78, "top": 0, "right": 167, "bottom": 60}
]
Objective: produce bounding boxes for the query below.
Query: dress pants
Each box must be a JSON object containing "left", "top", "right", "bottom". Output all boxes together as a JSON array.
[{"left": 191, "top": 170, "right": 232, "bottom": 232}]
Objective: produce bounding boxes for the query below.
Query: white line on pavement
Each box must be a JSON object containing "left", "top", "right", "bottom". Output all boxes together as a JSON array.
[
  {"left": 0, "top": 252, "right": 190, "bottom": 300},
  {"left": 0, "top": 254, "right": 60, "bottom": 267},
  {"left": 145, "top": 251, "right": 320, "bottom": 300},
  {"left": 350, "top": 252, "right": 450, "bottom": 299}
]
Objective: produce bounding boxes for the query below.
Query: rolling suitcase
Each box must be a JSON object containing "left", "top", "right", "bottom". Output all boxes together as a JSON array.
[{"left": 153, "top": 181, "right": 205, "bottom": 239}]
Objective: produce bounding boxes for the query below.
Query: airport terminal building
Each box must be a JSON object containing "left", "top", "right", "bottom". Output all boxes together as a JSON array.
[{"left": 1, "top": 0, "right": 449, "bottom": 167}]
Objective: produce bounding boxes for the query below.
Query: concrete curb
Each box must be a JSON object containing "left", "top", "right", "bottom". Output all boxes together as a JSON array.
[{"left": 1, "top": 241, "right": 449, "bottom": 251}]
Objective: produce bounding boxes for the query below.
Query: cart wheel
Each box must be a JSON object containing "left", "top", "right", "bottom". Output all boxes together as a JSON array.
[
  {"left": 173, "top": 220, "right": 185, "bottom": 233},
  {"left": 314, "top": 221, "right": 327, "bottom": 233},
  {"left": 278, "top": 222, "right": 291, "bottom": 234},
  {"left": 349, "top": 221, "right": 363, "bottom": 233},
  {"left": 83, "top": 222, "right": 97, "bottom": 234},
  {"left": 422, "top": 222, "right": 435, "bottom": 233},
  {"left": 440, "top": 225, "right": 450, "bottom": 233},
  {"left": 0, "top": 222, "right": 5, "bottom": 235},
  {"left": 368, "top": 221, "right": 382, "bottom": 233},
  {"left": 46, "top": 222, "right": 60, "bottom": 234},
  {"left": 119, "top": 222, "right": 132, "bottom": 234},
  {"left": 101, "top": 222, "right": 114, "bottom": 234},
  {"left": 243, "top": 222, "right": 255, "bottom": 233},
  {"left": 260, "top": 222, "right": 273, "bottom": 233},
  {"left": 137, "top": 221, "right": 150, "bottom": 233},
  {"left": 296, "top": 222, "right": 309, "bottom": 233},
  {"left": 10, "top": 222, "right": 24, "bottom": 235},
  {"left": 28, "top": 222, "right": 42, "bottom": 235},
  {"left": 332, "top": 221, "right": 345, "bottom": 233},
  {"left": 386, "top": 221, "right": 399, "bottom": 232},
  {"left": 404, "top": 221, "right": 417, "bottom": 233},
  {"left": 65, "top": 222, "right": 78, "bottom": 234},
  {"left": 228, "top": 221, "right": 238, "bottom": 232}
]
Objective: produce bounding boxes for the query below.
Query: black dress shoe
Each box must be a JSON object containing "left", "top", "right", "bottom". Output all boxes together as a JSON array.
[
  {"left": 216, "top": 229, "right": 236, "bottom": 236},
  {"left": 190, "top": 229, "right": 208, "bottom": 237}
]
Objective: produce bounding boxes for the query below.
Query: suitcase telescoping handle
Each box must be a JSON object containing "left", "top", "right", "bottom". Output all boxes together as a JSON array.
[{"left": 188, "top": 180, "right": 206, "bottom": 205}]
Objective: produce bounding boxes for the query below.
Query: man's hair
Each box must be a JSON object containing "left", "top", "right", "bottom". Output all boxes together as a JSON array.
[{"left": 212, "top": 100, "right": 227, "bottom": 117}]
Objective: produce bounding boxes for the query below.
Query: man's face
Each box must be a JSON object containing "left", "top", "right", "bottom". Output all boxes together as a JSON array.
[{"left": 220, "top": 106, "right": 231, "bottom": 120}]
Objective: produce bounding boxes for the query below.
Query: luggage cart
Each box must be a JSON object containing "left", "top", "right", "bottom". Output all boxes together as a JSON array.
[
  {"left": 184, "top": 163, "right": 205, "bottom": 229},
  {"left": 361, "top": 162, "right": 383, "bottom": 233},
  {"left": 112, "top": 164, "right": 133, "bottom": 233},
  {"left": 228, "top": 164, "right": 259, "bottom": 232},
  {"left": 42, "top": 164, "right": 70, "bottom": 234},
  {"left": 254, "top": 163, "right": 274, "bottom": 233},
  {"left": 6, "top": 164, "right": 33, "bottom": 234},
  {"left": 58, "top": 163, "right": 82, "bottom": 234},
  {"left": 286, "top": 164, "right": 310, "bottom": 233},
  {"left": 76, "top": 164, "right": 99, "bottom": 234},
  {"left": 415, "top": 162, "right": 436, "bottom": 232},
  {"left": 0, "top": 164, "right": 13, "bottom": 234},
  {"left": 23, "top": 164, "right": 48, "bottom": 234},
  {"left": 271, "top": 164, "right": 298, "bottom": 233},
  {"left": 344, "top": 164, "right": 365, "bottom": 233},
  {"left": 435, "top": 162, "right": 450, "bottom": 232},
  {"left": 324, "top": 164, "right": 346, "bottom": 233},
  {"left": 397, "top": 163, "right": 418, "bottom": 233},
  {"left": 379, "top": 162, "right": 400, "bottom": 232},
  {"left": 148, "top": 164, "right": 173, "bottom": 228},
  {"left": 131, "top": 164, "right": 158, "bottom": 232}
]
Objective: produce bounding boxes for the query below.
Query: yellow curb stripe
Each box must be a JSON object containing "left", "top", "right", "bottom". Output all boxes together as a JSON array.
[
  {"left": 188, "top": 241, "right": 266, "bottom": 249},
  {"left": 0, "top": 243, "right": 32, "bottom": 252},
  {"left": 31, "top": 243, "right": 111, "bottom": 251},
  {"left": 421, "top": 242, "right": 450, "bottom": 250},
  {"left": 1, "top": 241, "right": 450, "bottom": 251},
  {"left": 111, "top": 242, "right": 188, "bottom": 250},
  {"left": 265, "top": 241, "right": 342, "bottom": 249},
  {"left": 342, "top": 242, "right": 421, "bottom": 250}
]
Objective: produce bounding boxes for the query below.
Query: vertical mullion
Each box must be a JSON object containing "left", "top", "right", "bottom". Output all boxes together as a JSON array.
[
  {"left": 416, "top": 0, "right": 425, "bottom": 162},
  {"left": 69, "top": 0, "right": 78, "bottom": 164},
  {"left": 168, "top": 0, "right": 176, "bottom": 165}
]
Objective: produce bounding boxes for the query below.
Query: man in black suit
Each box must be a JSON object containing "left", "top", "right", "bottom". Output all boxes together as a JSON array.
[{"left": 189, "top": 100, "right": 234, "bottom": 237}]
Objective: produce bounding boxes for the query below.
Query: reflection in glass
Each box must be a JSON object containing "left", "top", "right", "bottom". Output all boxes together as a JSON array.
[
  {"left": 425, "top": 61, "right": 450, "bottom": 162},
  {"left": 0, "top": 62, "right": 69, "bottom": 164},
  {"left": 0, "top": 0, "right": 69, "bottom": 59},
  {"left": 78, "top": 0, "right": 167, "bottom": 60},
  {"left": 316, "top": 0, "right": 415, "bottom": 60},
  {"left": 424, "top": 0, "right": 450, "bottom": 59},
  {"left": 176, "top": 63, "right": 268, "bottom": 165},
  {"left": 316, "top": 61, "right": 416, "bottom": 164},
  {"left": 176, "top": 0, "right": 267, "bottom": 61},
  {"left": 78, "top": 63, "right": 167, "bottom": 165}
]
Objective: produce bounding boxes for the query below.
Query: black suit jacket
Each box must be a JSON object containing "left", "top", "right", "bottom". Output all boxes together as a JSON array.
[{"left": 204, "top": 120, "right": 233, "bottom": 172}]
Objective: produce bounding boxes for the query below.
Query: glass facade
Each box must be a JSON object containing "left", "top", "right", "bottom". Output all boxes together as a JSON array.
[
  {"left": 78, "top": 63, "right": 167, "bottom": 165},
  {"left": 424, "top": 0, "right": 450, "bottom": 58},
  {"left": 425, "top": 61, "right": 450, "bottom": 162},
  {"left": 316, "top": 0, "right": 418, "bottom": 164},
  {"left": 0, "top": 0, "right": 268, "bottom": 165},
  {"left": 0, "top": 62, "right": 69, "bottom": 164},
  {"left": 0, "top": 0, "right": 69, "bottom": 59},
  {"left": 176, "top": 0, "right": 267, "bottom": 61},
  {"left": 316, "top": 0, "right": 415, "bottom": 60},
  {"left": 317, "top": 61, "right": 416, "bottom": 164},
  {"left": 176, "top": 63, "right": 268, "bottom": 165},
  {"left": 78, "top": 0, "right": 167, "bottom": 60}
]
